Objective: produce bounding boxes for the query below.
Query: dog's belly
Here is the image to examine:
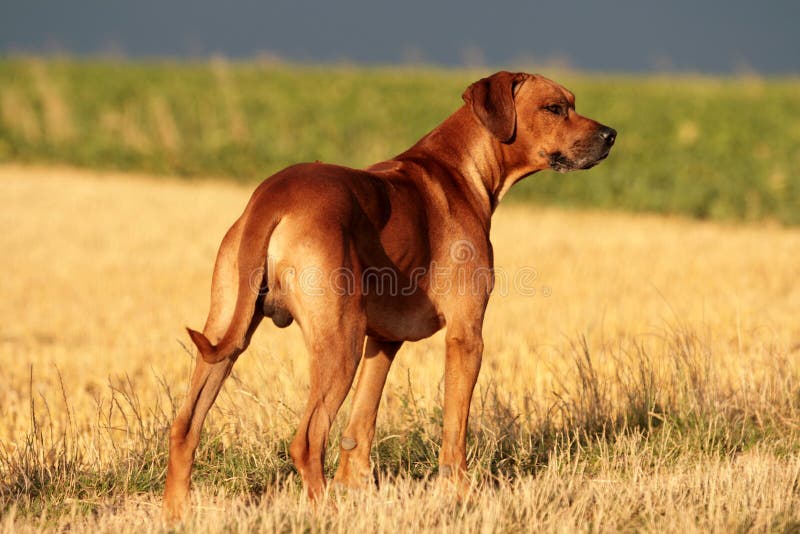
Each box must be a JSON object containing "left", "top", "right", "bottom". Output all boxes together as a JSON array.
[{"left": 364, "top": 290, "right": 443, "bottom": 342}]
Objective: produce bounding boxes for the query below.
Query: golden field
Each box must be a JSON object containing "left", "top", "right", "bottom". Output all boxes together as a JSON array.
[{"left": 1, "top": 165, "right": 799, "bottom": 532}]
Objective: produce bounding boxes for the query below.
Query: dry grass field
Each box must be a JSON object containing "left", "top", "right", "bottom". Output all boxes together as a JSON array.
[{"left": 1, "top": 165, "right": 799, "bottom": 532}]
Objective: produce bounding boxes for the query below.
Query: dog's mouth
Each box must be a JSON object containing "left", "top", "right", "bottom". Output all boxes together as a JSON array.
[
  {"left": 548, "top": 148, "right": 611, "bottom": 173},
  {"left": 580, "top": 149, "right": 611, "bottom": 169},
  {"left": 548, "top": 152, "right": 573, "bottom": 173}
]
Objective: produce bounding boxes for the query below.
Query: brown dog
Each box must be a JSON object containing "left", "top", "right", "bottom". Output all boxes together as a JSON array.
[{"left": 162, "top": 71, "right": 615, "bottom": 521}]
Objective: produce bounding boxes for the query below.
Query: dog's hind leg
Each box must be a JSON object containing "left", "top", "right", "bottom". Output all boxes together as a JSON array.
[
  {"left": 289, "top": 306, "right": 366, "bottom": 500},
  {"left": 284, "top": 234, "right": 367, "bottom": 499},
  {"left": 333, "top": 337, "right": 401, "bottom": 488},
  {"left": 163, "top": 355, "right": 234, "bottom": 522},
  {"left": 163, "top": 220, "right": 264, "bottom": 523}
]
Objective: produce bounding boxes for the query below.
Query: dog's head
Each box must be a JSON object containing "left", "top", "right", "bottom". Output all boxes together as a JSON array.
[{"left": 462, "top": 71, "right": 616, "bottom": 173}]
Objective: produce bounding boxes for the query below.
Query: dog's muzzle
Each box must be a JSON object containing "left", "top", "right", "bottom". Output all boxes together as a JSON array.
[{"left": 549, "top": 125, "right": 617, "bottom": 173}]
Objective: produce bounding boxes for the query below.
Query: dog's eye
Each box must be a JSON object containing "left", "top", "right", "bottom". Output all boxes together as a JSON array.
[{"left": 544, "top": 104, "right": 563, "bottom": 116}]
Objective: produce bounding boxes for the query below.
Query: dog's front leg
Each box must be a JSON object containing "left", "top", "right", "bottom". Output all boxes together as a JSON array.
[{"left": 439, "top": 320, "right": 484, "bottom": 489}]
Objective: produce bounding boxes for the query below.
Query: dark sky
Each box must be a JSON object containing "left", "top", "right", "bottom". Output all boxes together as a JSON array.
[{"left": 1, "top": 0, "right": 798, "bottom": 73}]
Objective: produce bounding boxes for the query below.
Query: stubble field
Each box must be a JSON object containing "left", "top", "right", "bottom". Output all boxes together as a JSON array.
[{"left": 1, "top": 165, "right": 799, "bottom": 532}]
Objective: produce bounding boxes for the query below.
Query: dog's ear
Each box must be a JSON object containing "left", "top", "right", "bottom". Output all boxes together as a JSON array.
[{"left": 462, "top": 71, "right": 527, "bottom": 143}]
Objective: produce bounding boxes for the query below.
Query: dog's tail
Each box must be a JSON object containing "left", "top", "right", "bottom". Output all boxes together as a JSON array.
[
  {"left": 187, "top": 204, "right": 280, "bottom": 364},
  {"left": 186, "top": 327, "right": 224, "bottom": 363}
]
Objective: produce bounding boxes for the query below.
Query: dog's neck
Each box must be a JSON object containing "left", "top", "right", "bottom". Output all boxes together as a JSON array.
[{"left": 399, "top": 106, "right": 538, "bottom": 220}]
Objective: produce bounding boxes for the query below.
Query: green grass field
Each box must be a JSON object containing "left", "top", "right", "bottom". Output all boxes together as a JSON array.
[{"left": 1, "top": 58, "right": 799, "bottom": 223}]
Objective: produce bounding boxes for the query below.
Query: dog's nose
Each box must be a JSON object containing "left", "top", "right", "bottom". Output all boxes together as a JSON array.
[{"left": 598, "top": 126, "right": 617, "bottom": 146}]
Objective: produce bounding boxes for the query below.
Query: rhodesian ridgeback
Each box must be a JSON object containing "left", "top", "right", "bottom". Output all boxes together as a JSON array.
[{"left": 163, "top": 71, "right": 616, "bottom": 521}]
